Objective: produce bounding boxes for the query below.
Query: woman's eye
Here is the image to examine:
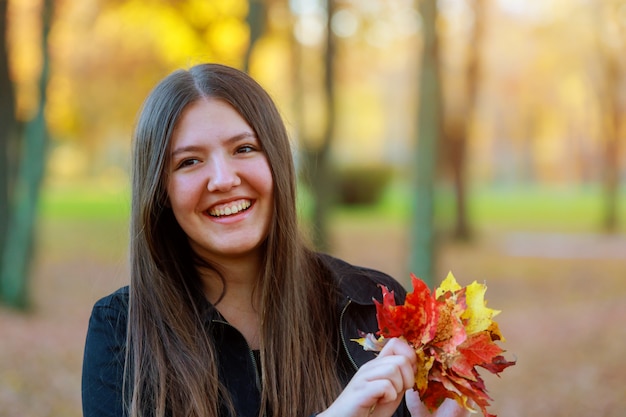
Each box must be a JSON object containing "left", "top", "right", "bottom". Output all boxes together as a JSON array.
[
  {"left": 236, "top": 145, "right": 256, "bottom": 154},
  {"left": 178, "top": 158, "right": 200, "bottom": 168}
]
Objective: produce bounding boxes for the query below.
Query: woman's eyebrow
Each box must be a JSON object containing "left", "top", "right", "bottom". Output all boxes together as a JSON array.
[
  {"left": 223, "top": 132, "right": 257, "bottom": 145},
  {"left": 170, "top": 133, "right": 257, "bottom": 157},
  {"left": 170, "top": 145, "right": 204, "bottom": 158}
]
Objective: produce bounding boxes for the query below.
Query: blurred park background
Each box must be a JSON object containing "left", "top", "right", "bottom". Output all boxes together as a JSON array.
[{"left": 1, "top": 0, "right": 625, "bottom": 416}]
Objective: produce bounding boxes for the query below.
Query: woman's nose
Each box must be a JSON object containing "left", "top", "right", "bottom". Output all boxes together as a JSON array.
[{"left": 206, "top": 157, "right": 241, "bottom": 192}]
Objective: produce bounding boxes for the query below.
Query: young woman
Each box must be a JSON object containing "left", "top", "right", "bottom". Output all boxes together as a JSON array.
[{"left": 81, "top": 63, "right": 468, "bottom": 417}]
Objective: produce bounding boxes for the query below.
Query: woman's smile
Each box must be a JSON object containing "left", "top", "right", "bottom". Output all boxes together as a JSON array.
[{"left": 206, "top": 198, "right": 252, "bottom": 218}]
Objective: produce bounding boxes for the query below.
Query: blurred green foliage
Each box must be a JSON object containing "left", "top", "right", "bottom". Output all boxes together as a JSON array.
[
  {"left": 332, "top": 182, "right": 626, "bottom": 235},
  {"left": 39, "top": 181, "right": 625, "bottom": 235},
  {"left": 39, "top": 185, "right": 130, "bottom": 220},
  {"left": 334, "top": 164, "right": 395, "bottom": 206}
]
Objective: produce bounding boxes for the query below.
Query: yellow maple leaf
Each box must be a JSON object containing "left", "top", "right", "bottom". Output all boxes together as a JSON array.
[
  {"left": 351, "top": 333, "right": 387, "bottom": 352},
  {"left": 436, "top": 271, "right": 462, "bottom": 298},
  {"left": 461, "top": 281, "right": 501, "bottom": 335},
  {"left": 414, "top": 347, "right": 435, "bottom": 391}
]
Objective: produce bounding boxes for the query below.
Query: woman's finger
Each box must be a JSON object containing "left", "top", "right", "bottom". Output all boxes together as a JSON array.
[
  {"left": 365, "top": 358, "right": 415, "bottom": 396},
  {"left": 375, "top": 338, "right": 417, "bottom": 388}
]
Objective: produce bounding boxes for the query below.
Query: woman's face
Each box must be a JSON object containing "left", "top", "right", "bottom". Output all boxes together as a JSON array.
[{"left": 167, "top": 98, "right": 274, "bottom": 264}]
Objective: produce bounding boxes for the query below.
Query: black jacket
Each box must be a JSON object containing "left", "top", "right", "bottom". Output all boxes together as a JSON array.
[{"left": 81, "top": 255, "right": 410, "bottom": 417}]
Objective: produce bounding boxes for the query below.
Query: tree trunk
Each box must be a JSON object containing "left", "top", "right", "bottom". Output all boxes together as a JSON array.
[
  {"left": 313, "top": 0, "right": 337, "bottom": 251},
  {"left": 0, "top": 0, "right": 16, "bottom": 294},
  {"left": 602, "top": 52, "right": 621, "bottom": 233},
  {"left": 594, "top": 0, "right": 623, "bottom": 234},
  {"left": 409, "top": 0, "right": 442, "bottom": 288},
  {"left": 298, "top": 0, "right": 336, "bottom": 251},
  {"left": 451, "top": 0, "right": 485, "bottom": 241},
  {"left": 243, "top": 0, "right": 266, "bottom": 73},
  {"left": 0, "top": 0, "right": 53, "bottom": 309}
]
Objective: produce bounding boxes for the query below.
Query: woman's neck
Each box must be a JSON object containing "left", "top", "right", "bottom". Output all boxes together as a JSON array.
[
  {"left": 200, "top": 252, "right": 261, "bottom": 297},
  {"left": 199, "top": 254, "right": 263, "bottom": 349}
]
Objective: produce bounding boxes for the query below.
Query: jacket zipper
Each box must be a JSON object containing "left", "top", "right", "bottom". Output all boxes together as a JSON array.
[
  {"left": 213, "top": 319, "right": 262, "bottom": 392},
  {"left": 338, "top": 298, "right": 359, "bottom": 372}
]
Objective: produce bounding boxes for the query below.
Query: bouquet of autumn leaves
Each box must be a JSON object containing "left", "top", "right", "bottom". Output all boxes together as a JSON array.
[{"left": 354, "top": 272, "right": 516, "bottom": 417}]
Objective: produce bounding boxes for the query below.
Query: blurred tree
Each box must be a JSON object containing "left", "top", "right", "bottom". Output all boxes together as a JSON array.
[
  {"left": 443, "top": 0, "right": 485, "bottom": 241},
  {"left": 601, "top": 50, "right": 622, "bottom": 233},
  {"left": 594, "top": 1, "right": 624, "bottom": 233},
  {"left": 0, "top": 0, "right": 53, "bottom": 309},
  {"left": 409, "top": 0, "right": 442, "bottom": 288},
  {"left": 298, "top": 0, "right": 337, "bottom": 251},
  {"left": 243, "top": 0, "right": 266, "bottom": 73},
  {"left": 0, "top": 0, "right": 15, "bottom": 282}
]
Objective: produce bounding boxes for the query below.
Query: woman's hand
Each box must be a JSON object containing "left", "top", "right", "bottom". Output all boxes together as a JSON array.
[
  {"left": 405, "top": 390, "right": 470, "bottom": 417},
  {"left": 317, "top": 338, "right": 417, "bottom": 417}
]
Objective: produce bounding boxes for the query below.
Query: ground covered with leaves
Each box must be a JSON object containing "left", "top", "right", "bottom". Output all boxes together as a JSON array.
[{"left": 1, "top": 217, "right": 625, "bottom": 417}]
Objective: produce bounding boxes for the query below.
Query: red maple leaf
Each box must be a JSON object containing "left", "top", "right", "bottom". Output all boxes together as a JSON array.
[
  {"left": 450, "top": 332, "right": 504, "bottom": 379},
  {"left": 480, "top": 355, "right": 517, "bottom": 375},
  {"left": 374, "top": 274, "right": 441, "bottom": 345},
  {"left": 373, "top": 284, "right": 404, "bottom": 338},
  {"left": 440, "top": 369, "right": 495, "bottom": 417}
]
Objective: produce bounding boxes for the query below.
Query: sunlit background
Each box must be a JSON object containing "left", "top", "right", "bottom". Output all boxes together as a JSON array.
[
  {"left": 9, "top": 0, "right": 626, "bottom": 187},
  {"left": 1, "top": 0, "right": 625, "bottom": 416}
]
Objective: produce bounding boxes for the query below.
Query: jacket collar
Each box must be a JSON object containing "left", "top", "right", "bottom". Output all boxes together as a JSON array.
[
  {"left": 201, "top": 253, "right": 394, "bottom": 322},
  {"left": 318, "top": 253, "right": 388, "bottom": 306}
]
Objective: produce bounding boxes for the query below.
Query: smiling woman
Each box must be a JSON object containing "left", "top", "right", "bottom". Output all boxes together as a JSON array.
[{"left": 80, "top": 63, "right": 468, "bottom": 417}]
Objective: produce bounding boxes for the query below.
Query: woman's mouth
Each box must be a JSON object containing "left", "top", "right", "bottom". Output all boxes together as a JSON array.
[{"left": 207, "top": 199, "right": 252, "bottom": 217}]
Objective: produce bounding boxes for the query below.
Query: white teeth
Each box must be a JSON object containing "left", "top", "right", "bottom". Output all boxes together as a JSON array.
[{"left": 208, "top": 200, "right": 251, "bottom": 217}]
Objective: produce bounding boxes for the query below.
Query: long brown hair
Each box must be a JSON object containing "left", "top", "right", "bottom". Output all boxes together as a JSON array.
[{"left": 128, "top": 63, "right": 342, "bottom": 416}]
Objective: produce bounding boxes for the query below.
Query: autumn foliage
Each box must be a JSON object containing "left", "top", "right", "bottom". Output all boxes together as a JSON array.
[{"left": 355, "top": 272, "right": 516, "bottom": 417}]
